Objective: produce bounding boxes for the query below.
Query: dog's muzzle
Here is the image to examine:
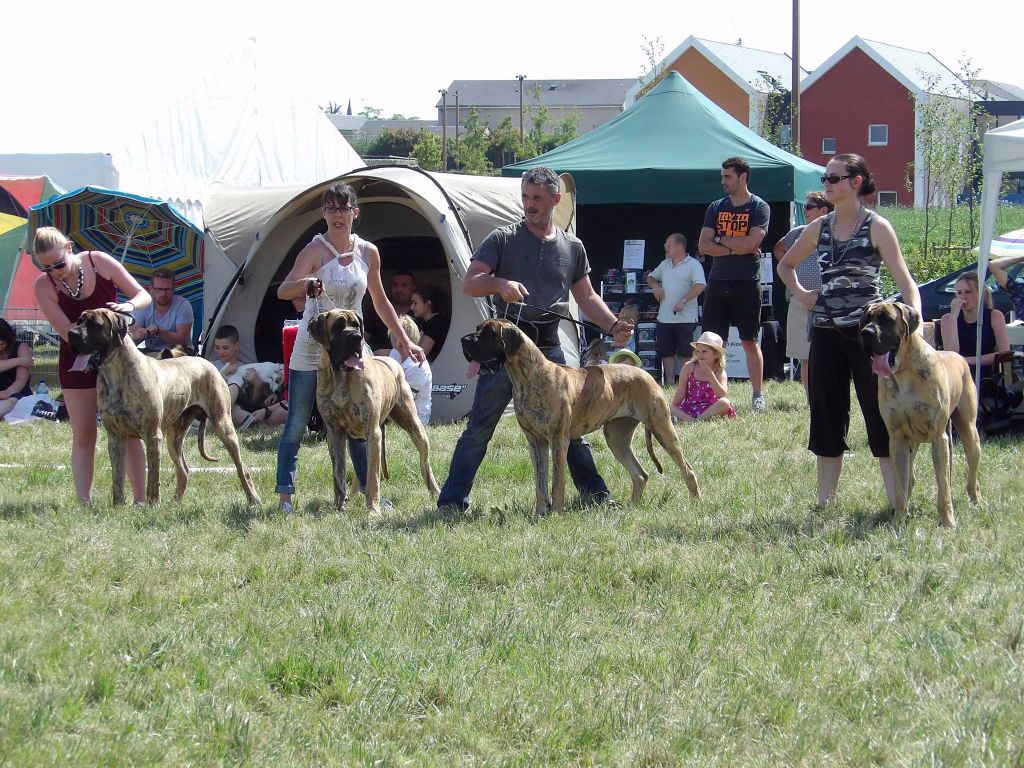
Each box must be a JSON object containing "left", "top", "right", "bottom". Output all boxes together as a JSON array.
[{"left": 461, "top": 332, "right": 505, "bottom": 375}]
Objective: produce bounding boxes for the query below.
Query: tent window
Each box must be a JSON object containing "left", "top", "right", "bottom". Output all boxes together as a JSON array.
[
  {"left": 877, "top": 191, "right": 898, "bottom": 207},
  {"left": 822, "top": 137, "right": 837, "bottom": 155},
  {"left": 868, "top": 124, "right": 888, "bottom": 146}
]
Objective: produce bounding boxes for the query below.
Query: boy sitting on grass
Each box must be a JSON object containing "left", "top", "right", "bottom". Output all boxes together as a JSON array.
[{"left": 212, "top": 325, "right": 288, "bottom": 429}]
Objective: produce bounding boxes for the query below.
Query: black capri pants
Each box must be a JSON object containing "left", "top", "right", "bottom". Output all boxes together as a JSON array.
[{"left": 807, "top": 325, "right": 890, "bottom": 458}]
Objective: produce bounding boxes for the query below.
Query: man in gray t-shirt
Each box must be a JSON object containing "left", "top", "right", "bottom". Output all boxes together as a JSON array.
[
  {"left": 437, "top": 166, "right": 633, "bottom": 512},
  {"left": 128, "top": 267, "right": 194, "bottom": 353}
]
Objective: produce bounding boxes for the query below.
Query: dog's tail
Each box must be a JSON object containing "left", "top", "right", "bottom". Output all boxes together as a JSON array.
[
  {"left": 644, "top": 427, "right": 665, "bottom": 474},
  {"left": 197, "top": 415, "right": 219, "bottom": 462},
  {"left": 381, "top": 424, "right": 390, "bottom": 480}
]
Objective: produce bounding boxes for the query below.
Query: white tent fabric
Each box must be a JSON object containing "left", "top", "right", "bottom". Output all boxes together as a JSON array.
[
  {"left": 119, "top": 48, "right": 361, "bottom": 228},
  {"left": 0, "top": 154, "right": 118, "bottom": 194},
  {"left": 975, "top": 118, "right": 1024, "bottom": 392},
  {"left": 204, "top": 167, "right": 581, "bottom": 424}
]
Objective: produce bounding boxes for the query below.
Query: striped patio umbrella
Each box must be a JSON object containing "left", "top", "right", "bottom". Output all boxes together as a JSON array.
[{"left": 28, "top": 187, "right": 204, "bottom": 344}]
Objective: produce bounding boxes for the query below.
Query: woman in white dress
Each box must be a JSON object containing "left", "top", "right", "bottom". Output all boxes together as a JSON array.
[{"left": 274, "top": 183, "right": 424, "bottom": 514}]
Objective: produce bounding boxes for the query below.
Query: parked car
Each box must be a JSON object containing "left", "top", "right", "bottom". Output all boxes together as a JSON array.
[{"left": 889, "top": 261, "right": 1024, "bottom": 322}]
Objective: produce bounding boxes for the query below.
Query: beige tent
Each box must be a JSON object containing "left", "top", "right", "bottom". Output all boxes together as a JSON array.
[{"left": 202, "top": 166, "right": 580, "bottom": 424}]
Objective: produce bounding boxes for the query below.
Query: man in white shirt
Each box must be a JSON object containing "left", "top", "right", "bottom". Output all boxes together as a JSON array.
[{"left": 646, "top": 233, "right": 706, "bottom": 385}]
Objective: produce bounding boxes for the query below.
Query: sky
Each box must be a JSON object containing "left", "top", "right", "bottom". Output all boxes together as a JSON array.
[{"left": 1, "top": 0, "right": 1018, "bottom": 154}]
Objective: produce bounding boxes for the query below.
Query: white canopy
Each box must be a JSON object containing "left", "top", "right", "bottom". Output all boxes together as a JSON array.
[{"left": 976, "top": 118, "right": 1024, "bottom": 391}]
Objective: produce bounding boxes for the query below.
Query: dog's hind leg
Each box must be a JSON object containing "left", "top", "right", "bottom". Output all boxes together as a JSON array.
[
  {"left": 648, "top": 420, "right": 701, "bottom": 499},
  {"left": 603, "top": 417, "right": 648, "bottom": 503},
  {"left": 209, "top": 414, "right": 261, "bottom": 508},
  {"left": 389, "top": 402, "right": 439, "bottom": 496},
  {"left": 165, "top": 421, "right": 190, "bottom": 502},
  {"left": 952, "top": 396, "right": 982, "bottom": 508}
]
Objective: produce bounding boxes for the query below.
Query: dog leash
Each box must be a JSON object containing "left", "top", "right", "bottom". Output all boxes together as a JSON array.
[
  {"left": 499, "top": 301, "right": 631, "bottom": 338},
  {"left": 499, "top": 301, "right": 632, "bottom": 363}
]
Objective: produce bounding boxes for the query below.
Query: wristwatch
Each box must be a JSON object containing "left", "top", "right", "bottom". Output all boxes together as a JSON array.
[{"left": 713, "top": 235, "right": 723, "bottom": 245}]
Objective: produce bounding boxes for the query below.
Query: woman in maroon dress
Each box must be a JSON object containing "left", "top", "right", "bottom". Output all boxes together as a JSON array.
[{"left": 32, "top": 227, "right": 152, "bottom": 504}]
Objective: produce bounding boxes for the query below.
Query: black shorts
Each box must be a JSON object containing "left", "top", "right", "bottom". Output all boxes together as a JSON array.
[
  {"left": 655, "top": 322, "right": 697, "bottom": 358},
  {"left": 701, "top": 280, "right": 761, "bottom": 341},
  {"left": 807, "top": 325, "right": 890, "bottom": 458}
]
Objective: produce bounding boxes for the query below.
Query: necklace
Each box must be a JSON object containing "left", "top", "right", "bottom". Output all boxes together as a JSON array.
[
  {"left": 317, "top": 232, "right": 355, "bottom": 261},
  {"left": 828, "top": 204, "right": 866, "bottom": 267},
  {"left": 60, "top": 260, "right": 85, "bottom": 299}
]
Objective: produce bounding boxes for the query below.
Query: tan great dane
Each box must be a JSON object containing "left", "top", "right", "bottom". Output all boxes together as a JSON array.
[
  {"left": 67, "top": 308, "right": 261, "bottom": 507},
  {"left": 307, "top": 309, "right": 438, "bottom": 518},
  {"left": 859, "top": 301, "right": 981, "bottom": 527},
  {"left": 462, "top": 319, "right": 701, "bottom": 516}
]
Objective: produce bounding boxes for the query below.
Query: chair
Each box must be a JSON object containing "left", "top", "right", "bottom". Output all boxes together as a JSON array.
[{"left": 976, "top": 350, "right": 1024, "bottom": 437}]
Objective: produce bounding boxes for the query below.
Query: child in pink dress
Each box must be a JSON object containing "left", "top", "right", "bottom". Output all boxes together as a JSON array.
[{"left": 671, "top": 331, "right": 736, "bottom": 421}]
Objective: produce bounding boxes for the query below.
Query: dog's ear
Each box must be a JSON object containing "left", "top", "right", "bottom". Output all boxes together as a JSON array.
[
  {"left": 499, "top": 321, "right": 523, "bottom": 356},
  {"left": 109, "top": 310, "right": 129, "bottom": 347},
  {"left": 900, "top": 303, "right": 921, "bottom": 336},
  {"left": 308, "top": 313, "right": 329, "bottom": 347}
]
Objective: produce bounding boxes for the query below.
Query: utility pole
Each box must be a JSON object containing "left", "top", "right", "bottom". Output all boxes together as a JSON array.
[
  {"left": 791, "top": 0, "right": 801, "bottom": 154},
  {"left": 438, "top": 88, "right": 448, "bottom": 171},
  {"left": 516, "top": 74, "right": 527, "bottom": 147},
  {"left": 454, "top": 91, "right": 460, "bottom": 168}
]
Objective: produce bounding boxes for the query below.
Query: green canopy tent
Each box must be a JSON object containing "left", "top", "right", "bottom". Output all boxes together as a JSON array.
[
  {"left": 503, "top": 72, "right": 824, "bottom": 364},
  {"left": 502, "top": 71, "right": 823, "bottom": 205}
]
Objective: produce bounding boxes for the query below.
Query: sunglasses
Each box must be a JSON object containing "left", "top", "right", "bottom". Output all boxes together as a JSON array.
[
  {"left": 322, "top": 205, "right": 354, "bottom": 214},
  {"left": 804, "top": 203, "right": 822, "bottom": 210},
  {"left": 39, "top": 258, "right": 67, "bottom": 273},
  {"left": 820, "top": 174, "right": 852, "bottom": 185}
]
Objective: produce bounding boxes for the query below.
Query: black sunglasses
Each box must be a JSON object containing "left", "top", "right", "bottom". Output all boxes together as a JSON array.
[
  {"left": 820, "top": 174, "right": 852, "bottom": 185},
  {"left": 39, "top": 258, "right": 67, "bottom": 273},
  {"left": 803, "top": 203, "right": 822, "bottom": 210}
]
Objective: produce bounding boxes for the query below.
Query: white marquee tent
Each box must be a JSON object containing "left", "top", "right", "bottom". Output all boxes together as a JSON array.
[
  {"left": 0, "top": 46, "right": 360, "bottom": 229},
  {"left": 976, "top": 117, "right": 1024, "bottom": 392}
]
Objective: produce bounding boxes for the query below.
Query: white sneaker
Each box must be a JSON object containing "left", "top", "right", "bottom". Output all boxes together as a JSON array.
[{"left": 752, "top": 393, "right": 767, "bottom": 413}]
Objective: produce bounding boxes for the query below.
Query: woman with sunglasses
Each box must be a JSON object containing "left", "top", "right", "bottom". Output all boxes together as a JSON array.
[
  {"left": 274, "top": 183, "right": 425, "bottom": 515},
  {"left": 32, "top": 226, "right": 152, "bottom": 504},
  {"left": 778, "top": 154, "right": 920, "bottom": 509}
]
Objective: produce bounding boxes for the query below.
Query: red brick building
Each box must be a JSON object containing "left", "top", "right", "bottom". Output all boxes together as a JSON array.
[{"left": 800, "top": 37, "right": 974, "bottom": 207}]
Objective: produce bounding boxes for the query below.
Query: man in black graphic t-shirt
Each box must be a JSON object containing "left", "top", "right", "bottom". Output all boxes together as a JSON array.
[{"left": 698, "top": 156, "right": 770, "bottom": 412}]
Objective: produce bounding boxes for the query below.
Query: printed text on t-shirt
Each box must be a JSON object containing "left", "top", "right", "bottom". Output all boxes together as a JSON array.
[{"left": 716, "top": 211, "right": 750, "bottom": 238}]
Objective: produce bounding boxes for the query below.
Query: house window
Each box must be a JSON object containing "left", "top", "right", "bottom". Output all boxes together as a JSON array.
[
  {"left": 868, "top": 124, "right": 889, "bottom": 146},
  {"left": 822, "top": 137, "right": 837, "bottom": 154},
  {"left": 877, "top": 191, "right": 898, "bottom": 207}
]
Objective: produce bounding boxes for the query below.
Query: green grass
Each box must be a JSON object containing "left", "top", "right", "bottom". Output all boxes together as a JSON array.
[
  {"left": 882, "top": 204, "right": 1024, "bottom": 294},
  {"left": 3, "top": 380, "right": 1024, "bottom": 765}
]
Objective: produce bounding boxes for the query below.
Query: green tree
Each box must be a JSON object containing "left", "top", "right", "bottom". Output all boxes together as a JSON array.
[
  {"left": 455, "top": 107, "right": 491, "bottom": 174},
  {"left": 909, "top": 59, "right": 991, "bottom": 259},
  {"left": 411, "top": 132, "right": 443, "bottom": 171},
  {"left": 359, "top": 105, "right": 383, "bottom": 119},
  {"left": 486, "top": 116, "right": 523, "bottom": 168},
  {"left": 634, "top": 35, "right": 669, "bottom": 100}
]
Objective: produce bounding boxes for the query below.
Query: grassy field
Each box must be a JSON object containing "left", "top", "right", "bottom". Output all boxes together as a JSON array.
[
  {"left": 2, "top": 379, "right": 1024, "bottom": 765},
  {"left": 881, "top": 204, "right": 1024, "bottom": 293}
]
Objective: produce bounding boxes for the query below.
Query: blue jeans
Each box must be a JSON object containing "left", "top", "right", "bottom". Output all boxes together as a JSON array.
[
  {"left": 437, "top": 347, "right": 610, "bottom": 510},
  {"left": 275, "top": 369, "right": 367, "bottom": 495}
]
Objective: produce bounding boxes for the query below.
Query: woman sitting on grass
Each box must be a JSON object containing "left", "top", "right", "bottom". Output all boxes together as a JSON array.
[
  {"left": 0, "top": 319, "right": 33, "bottom": 421},
  {"left": 670, "top": 331, "right": 736, "bottom": 421}
]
